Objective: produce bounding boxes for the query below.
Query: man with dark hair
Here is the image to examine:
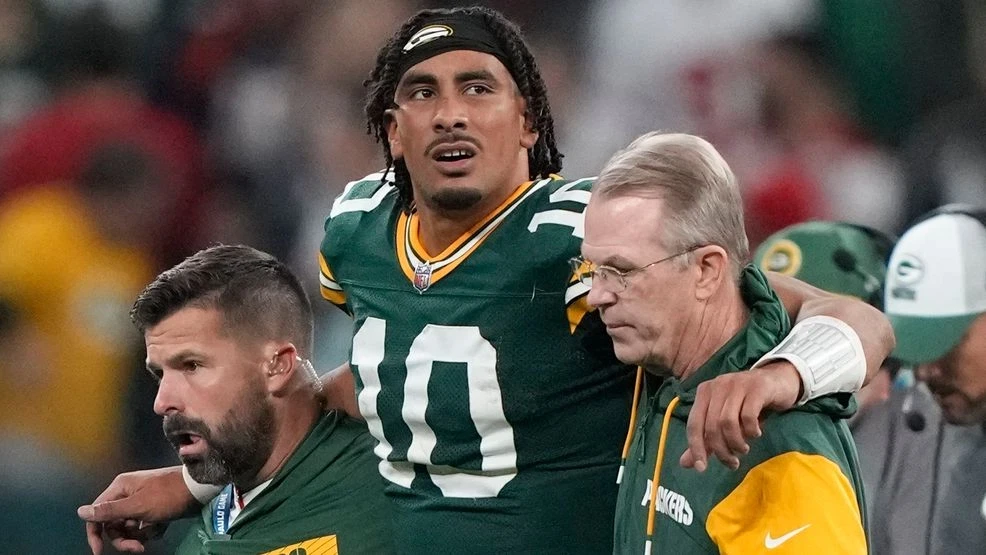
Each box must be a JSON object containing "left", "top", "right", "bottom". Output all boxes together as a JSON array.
[
  {"left": 81, "top": 7, "right": 893, "bottom": 554},
  {"left": 89, "top": 245, "right": 393, "bottom": 554}
]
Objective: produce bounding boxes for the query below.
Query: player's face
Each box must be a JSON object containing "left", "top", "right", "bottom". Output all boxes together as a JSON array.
[
  {"left": 916, "top": 314, "right": 986, "bottom": 425},
  {"left": 582, "top": 195, "right": 696, "bottom": 370},
  {"left": 146, "top": 307, "right": 276, "bottom": 486},
  {"left": 387, "top": 50, "right": 539, "bottom": 214}
]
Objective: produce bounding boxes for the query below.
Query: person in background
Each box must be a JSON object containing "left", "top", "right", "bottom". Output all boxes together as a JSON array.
[
  {"left": 0, "top": 141, "right": 166, "bottom": 553},
  {"left": 884, "top": 206, "right": 986, "bottom": 555}
]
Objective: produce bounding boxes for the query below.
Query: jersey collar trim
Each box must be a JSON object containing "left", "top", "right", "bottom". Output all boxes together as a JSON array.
[{"left": 396, "top": 178, "right": 551, "bottom": 288}]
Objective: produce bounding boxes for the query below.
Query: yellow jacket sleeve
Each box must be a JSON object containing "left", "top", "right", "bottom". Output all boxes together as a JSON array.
[{"left": 706, "top": 452, "right": 866, "bottom": 554}]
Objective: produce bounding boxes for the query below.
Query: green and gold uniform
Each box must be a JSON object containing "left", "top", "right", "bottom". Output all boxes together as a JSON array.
[
  {"left": 177, "top": 412, "right": 395, "bottom": 554},
  {"left": 320, "top": 173, "right": 633, "bottom": 554},
  {"left": 614, "top": 267, "right": 867, "bottom": 554}
]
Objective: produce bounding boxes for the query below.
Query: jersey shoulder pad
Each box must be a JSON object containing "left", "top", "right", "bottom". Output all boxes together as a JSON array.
[
  {"left": 327, "top": 170, "right": 397, "bottom": 221},
  {"left": 525, "top": 175, "right": 595, "bottom": 211},
  {"left": 322, "top": 170, "right": 397, "bottom": 262},
  {"left": 545, "top": 175, "right": 595, "bottom": 194}
]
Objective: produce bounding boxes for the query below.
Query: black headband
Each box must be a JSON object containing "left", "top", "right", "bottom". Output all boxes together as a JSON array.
[{"left": 396, "top": 13, "right": 519, "bottom": 86}]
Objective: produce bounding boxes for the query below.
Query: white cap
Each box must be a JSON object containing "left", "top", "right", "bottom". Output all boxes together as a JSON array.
[{"left": 885, "top": 207, "right": 986, "bottom": 364}]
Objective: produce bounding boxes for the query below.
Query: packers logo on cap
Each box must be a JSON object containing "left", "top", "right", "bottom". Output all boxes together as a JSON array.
[
  {"left": 759, "top": 239, "right": 803, "bottom": 276},
  {"left": 403, "top": 25, "right": 454, "bottom": 52},
  {"left": 893, "top": 254, "right": 924, "bottom": 285}
]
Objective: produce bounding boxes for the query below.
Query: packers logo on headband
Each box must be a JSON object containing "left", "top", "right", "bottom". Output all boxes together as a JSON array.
[
  {"left": 403, "top": 25, "right": 454, "bottom": 52},
  {"left": 759, "top": 239, "right": 803, "bottom": 276}
]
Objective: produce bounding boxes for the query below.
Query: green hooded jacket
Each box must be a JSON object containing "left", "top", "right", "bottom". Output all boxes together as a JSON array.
[{"left": 614, "top": 266, "right": 867, "bottom": 554}]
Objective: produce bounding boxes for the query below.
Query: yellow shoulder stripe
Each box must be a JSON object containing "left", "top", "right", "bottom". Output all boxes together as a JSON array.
[
  {"left": 318, "top": 252, "right": 347, "bottom": 306},
  {"left": 706, "top": 452, "right": 865, "bottom": 554}
]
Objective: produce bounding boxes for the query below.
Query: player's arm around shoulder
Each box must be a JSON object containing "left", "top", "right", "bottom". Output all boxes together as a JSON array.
[
  {"left": 705, "top": 415, "right": 867, "bottom": 554},
  {"left": 767, "top": 271, "right": 894, "bottom": 388}
]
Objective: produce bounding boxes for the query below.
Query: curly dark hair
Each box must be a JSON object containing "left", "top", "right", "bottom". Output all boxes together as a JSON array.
[{"left": 364, "top": 6, "right": 564, "bottom": 211}]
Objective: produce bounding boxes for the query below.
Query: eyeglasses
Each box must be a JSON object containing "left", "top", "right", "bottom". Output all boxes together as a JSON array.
[{"left": 569, "top": 245, "right": 704, "bottom": 293}]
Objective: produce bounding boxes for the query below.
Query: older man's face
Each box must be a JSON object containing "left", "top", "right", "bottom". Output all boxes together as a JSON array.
[
  {"left": 581, "top": 194, "right": 697, "bottom": 369},
  {"left": 916, "top": 314, "right": 986, "bottom": 425}
]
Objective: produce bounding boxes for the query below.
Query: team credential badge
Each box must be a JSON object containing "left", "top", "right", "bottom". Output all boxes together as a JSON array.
[{"left": 414, "top": 262, "right": 433, "bottom": 293}]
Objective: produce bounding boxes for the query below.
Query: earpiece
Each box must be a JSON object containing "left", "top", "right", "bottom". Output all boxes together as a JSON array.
[{"left": 267, "top": 353, "right": 285, "bottom": 377}]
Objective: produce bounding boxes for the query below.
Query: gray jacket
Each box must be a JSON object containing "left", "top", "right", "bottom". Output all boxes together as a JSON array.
[{"left": 852, "top": 383, "right": 986, "bottom": 554}]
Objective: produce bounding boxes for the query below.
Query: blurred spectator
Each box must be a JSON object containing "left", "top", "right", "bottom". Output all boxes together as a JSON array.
[
  {"left": 565, "top": 2, "right": 912, "bottom": 243},
  {"left": 138, "top": 0, "right": 324, "bottom": 261},
  {"left": 0, "top": 142, "right": 170, "bottom": 552},
  {"left": 0, "top": 141, "right": 167, "bottom": 471},
  {"left": 895, "top": 0, "right": 986, "bottom": 230},
  {"left": 741, "top": 35, "right": 904, "bottom": 243},
  {"left": 562, "top": 0, "right": 817, "bottom": 178},
  {"left": 899, "top": 93, "right": 986, "bottom": 230},
  {"left": 0, "top": 0, "right": 51, "bottom": 142},
  {"left": 819, "top": 0, "right": 974, "bottom": 146},
  {"left": 0, "top": 5, "right": 209, "bottom": 266}
]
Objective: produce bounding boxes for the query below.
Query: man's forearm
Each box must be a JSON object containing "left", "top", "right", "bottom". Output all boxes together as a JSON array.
[
  {"left": 767, "top": 271, "right": 895, "bottom": 388},
  {"left": 794, "top": 296, "right": 894, "bottom": 385}
]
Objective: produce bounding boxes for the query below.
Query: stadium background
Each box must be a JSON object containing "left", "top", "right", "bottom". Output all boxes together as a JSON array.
[{"left": 0, "top": 0, "right": 980, "bottom": 552}]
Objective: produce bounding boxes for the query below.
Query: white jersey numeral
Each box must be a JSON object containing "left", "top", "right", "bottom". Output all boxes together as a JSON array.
[
  {"left": 527, "top": 178, "right": 593, "bottom": 238},
  {"left": 352, "top": 317, "right": 518, "bottom": 498},
  {"left": 353, "top": 317, "right": 415, "bottom": 488}
]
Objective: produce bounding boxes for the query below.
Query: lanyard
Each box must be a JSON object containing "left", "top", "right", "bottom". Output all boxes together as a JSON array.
[{"left": 212, "top": 484, "right": 235, "bottom": 535}]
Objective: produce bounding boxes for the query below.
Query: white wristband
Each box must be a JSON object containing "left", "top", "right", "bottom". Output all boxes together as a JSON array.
[
  {"left": 752, "top": 315, "right": 866, "bottom": 405},
  {"left": 182, "top": 464, "right": 223, "bottom": 505}
]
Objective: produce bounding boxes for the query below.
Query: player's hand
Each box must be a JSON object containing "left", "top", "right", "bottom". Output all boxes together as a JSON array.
[
  {"left": 77, "top": 466, "right": 197, "bottom": 554},
  {"left": 680, "top": 361, "right": 801, "bottom": 472},
  {"left": 92, "top": 519, "right": 165, "bottom": 554}
]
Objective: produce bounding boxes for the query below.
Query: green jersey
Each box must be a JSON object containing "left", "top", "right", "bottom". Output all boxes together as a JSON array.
[
  {"left": 320, "top": 173, "right": 633, "bottom": 554},
  {"left": 176, "top": 412, "right": 395, "bottom": 554}
]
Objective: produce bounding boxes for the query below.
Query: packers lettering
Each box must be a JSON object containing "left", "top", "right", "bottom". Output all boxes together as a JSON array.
[{"left": 640, "top": 479, "right": 694, "bottom": 526}]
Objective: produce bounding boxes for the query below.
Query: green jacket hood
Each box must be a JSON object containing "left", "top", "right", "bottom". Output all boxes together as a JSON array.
[{"left": 657, "top": 265, "right": 856, "bottom": 421}]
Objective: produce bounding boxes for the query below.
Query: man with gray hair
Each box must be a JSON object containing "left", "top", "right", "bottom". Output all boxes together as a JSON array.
[{"left": 578, "top": 132, "right": 867, "bottom": 553}]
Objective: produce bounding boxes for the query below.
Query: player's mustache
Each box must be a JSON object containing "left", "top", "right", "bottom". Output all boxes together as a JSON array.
[
  {"left": 425, "top": 131, "right": 479, "bottom": 155},
  {"left": 162, "top": 413, "right": 212, "bottom": 445}
]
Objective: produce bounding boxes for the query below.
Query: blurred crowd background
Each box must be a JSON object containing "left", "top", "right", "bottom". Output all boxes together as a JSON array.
[{"left": 0, "top": 0, "right": 983, "bottom": 552}]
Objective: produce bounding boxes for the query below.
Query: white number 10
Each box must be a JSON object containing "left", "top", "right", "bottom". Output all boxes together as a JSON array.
[{"left": 352, "top": 317, "right": 518, "bottom": 498}]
